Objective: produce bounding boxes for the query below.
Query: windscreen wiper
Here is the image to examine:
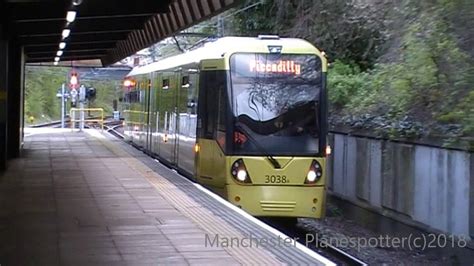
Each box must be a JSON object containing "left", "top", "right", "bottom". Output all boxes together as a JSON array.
[{"left": 234, "top": 122, "right": 281, "bottom": 169}]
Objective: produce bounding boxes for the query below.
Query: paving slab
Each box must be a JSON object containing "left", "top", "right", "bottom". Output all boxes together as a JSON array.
[{"left": 0, "top": 128, "right": 299, "bottom": 265}]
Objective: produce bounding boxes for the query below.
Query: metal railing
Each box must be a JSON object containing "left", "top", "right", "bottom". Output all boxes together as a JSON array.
[{"left": 70, "top": 108, "right": 104, "bottom": 131}]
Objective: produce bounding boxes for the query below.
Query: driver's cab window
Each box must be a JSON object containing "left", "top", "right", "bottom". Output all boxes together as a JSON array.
[{"left": 198, "top": 71, "right": 227, "bottom": 141}]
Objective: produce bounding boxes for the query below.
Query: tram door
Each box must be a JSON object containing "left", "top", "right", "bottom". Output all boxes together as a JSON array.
[
  {"left": 135, "top": 79, "right": 146, "bottom": 146},
  {"left": 148, "top": 73, "right": 159, "bottom": 153},
  {"left": 157, "top": 72, "right": 178, "bottom": 165},
  {"left": 145, "top": 78, "right": 154, "bottom": 151},
  {"left": 176, "top": 70, "right": 199, "bottom": 175}
]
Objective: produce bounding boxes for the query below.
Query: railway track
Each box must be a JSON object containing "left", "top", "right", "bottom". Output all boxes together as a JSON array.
[
  {"left": 103, "top": 120, "right": 125, "bottom": 139},
  {"left": 262, "top": 218, "right": 367, "bottom": 266},
  {"left": 30, "top": 120, "right": 65, "bottom": 128},
  {"left": 104, "top": 125, "right": 367, "bottom": 265}
]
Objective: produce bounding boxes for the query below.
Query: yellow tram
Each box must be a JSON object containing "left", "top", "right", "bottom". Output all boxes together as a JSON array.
[{"left": 122, "top": 36, "right": 328, "bottom": 218}]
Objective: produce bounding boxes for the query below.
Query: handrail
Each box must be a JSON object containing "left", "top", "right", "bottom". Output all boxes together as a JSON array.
[
  {"left": 123, "top": 110, "right": 149, "bottom": 115},
  {"left": 70, "top": 108, "right": 104, "bottom": 131}
]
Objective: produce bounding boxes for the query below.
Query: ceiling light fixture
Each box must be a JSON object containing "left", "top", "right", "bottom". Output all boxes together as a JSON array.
[
  {"left": 54, "top": 61, "right": 59, "bottom": 65},
  {"left": 62, "top": 29, "right": 71, "bottom": 39},
  {"left": 59, "top": 42, "right": 66, "bottom": 49},
  {"left": 54, "top": 57, "right": 60, "bottom": 62},
  {"left": 57, "top": 50, "right": 63, "bottom": 56},
  {"left": 66, "top": 11, "right": 76, "bottom": 23},
  {"left": 72, "top": 0, "right": 83, "bottom": 6}
]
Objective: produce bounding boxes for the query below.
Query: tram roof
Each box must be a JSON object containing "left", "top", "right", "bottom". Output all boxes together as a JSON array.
[{"left": 127, "top": 36, "right": 317, "bottom": 76}]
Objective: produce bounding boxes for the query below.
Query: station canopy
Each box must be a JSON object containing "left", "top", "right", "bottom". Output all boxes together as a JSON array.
[{"left": 1, "top": 0, "right": 239, "bottom": 66}]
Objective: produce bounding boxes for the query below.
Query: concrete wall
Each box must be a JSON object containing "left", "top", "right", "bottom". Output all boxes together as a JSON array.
[{"left": 328, "top": 133, "right": 473, "bottom": 239}]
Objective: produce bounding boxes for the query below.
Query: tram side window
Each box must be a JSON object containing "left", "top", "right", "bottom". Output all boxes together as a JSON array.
[
  {"left": 199, "top": 71, "right": 226, "bottom": 139},
  {"left": 125, "top": 91, "right": 140, "bottom": 103},
  {"left": 182, "top": 76, "right": 189, "bottom": 86},
  {"left": 162, "top": 78, "right": 170, "bottom": 89}
]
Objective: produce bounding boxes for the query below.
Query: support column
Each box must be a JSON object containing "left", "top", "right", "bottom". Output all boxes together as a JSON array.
[
  {"left": 7, "top": 42, "right": 24, "bottom": 159},
  {"left": 0, "top": 29, "right": 8, "bottom": 171}
]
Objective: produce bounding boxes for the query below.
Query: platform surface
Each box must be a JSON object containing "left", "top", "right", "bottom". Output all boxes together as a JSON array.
[{"left": 0, "top": 128, "right": 330, "bottom": 265}]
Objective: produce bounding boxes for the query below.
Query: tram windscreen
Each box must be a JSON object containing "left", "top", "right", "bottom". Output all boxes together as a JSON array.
[{"left": 230, "top": 53, "right": 323, "bottom": 156}]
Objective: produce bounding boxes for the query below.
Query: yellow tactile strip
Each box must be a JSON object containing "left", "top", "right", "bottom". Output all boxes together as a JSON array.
[{"left": 99, "top": 138, "right": 285, "bottom": 265}]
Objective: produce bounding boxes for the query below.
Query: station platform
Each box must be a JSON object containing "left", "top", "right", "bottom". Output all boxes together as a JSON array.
[{"left": 0, "top": 128, "right": 333, "bottom": 265}]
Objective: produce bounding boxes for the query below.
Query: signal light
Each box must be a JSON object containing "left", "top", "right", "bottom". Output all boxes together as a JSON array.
[
  {"left": 70, "top": 72, "right": 78, "bottom": 87},
  {"left": 86, "top": 87, "right": 96, "bottom": 100}
]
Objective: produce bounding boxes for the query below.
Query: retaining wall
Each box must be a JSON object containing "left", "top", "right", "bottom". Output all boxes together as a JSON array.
[{"left": 328, "top": 133, "right": 473, "bottom": 239}]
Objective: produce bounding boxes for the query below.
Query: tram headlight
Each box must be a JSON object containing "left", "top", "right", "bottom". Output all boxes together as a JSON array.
[
  {"left": 305, "top": 160, "right": 322, "bottom": 184},
  {"left": 231, "top": 159, "right": 252, "bottom": 184},
  {"left": 307, "top": 170, "right": 317, "bottom": 182},
  {"left": 237, "top": 170, "right": 247, "bottom": 181}
]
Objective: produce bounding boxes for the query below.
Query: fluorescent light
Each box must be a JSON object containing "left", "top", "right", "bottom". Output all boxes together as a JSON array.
[
  {"left": 54, "top": 61, "right": 59, "bottom": 65},
  {"left": 59, "top": 42, "right": 66, "bottom": 49},
  {"left": 56, "top": 50, "right": 63, "bottom": 56},
  {"left": 72, "top": 0, "right": 83, "bottom": 6},
  {"left": 54, "top": 57, "right": 60, "bottom": 62},
  {"left": 62, "top": 29, "right": 71, "bottom": 39},
  {"left": 66, "top": 11, "right": 76, "bottom": 23}
]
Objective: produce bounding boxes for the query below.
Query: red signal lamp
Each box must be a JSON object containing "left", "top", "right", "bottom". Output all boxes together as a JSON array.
[{"left": 70, "top": 72, "right": 78, "bottom": 88}]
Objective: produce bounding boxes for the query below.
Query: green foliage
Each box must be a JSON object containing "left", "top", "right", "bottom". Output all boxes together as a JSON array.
[
  {"left": 327, "top": 2, "right": 474, "bottom": 141},
  {"left": 437, "top": 111, "right": 465, "bottom": 123},
  {"left": 25, "top": 66, "right": 120, "bottom": 125},
  {"left": 328, "top": 60, "right": 369, "bottom": 107},
  {"left": 439, "top": 90, "right": 474, "bottom": 134},
  {"left": 86, "top": 80, "right": 119, "bottom": 114},
  {"left": 233, "top": 0, "right": 275, "bottom": 35},
  {"left": 25, "top": 66, "right": 69, "bottom": 123},
  {"left": 232, "top": 0, "right": 473, "bottom": 143},
  {"left": 234, "top": 0, "right": 387, "bottom": 69}
]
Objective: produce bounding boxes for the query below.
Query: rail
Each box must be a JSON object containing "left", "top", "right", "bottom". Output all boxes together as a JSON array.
[{"left": 70, "top": 108, "right": 104, "bottom": 131}]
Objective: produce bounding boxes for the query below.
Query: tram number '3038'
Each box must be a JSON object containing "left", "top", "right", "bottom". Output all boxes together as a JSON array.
[{"left": 265, "top": 175, "right": 289, "bottom": 183}]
